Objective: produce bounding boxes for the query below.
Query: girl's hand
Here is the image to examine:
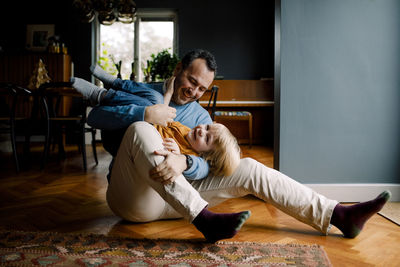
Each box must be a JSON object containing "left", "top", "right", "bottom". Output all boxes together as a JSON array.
[
  {"left": 163, "top": 138, "right": 180, "bottom": 154},
  {"left": 163, "top": 76, "right": 175, "bottom": 105}
]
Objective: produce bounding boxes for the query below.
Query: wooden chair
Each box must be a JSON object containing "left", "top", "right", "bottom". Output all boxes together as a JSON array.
[
  {"left": 39, "top": 82, "right": 98, "bottom": 171},
  {"left": 206, "top": 85, "right": 219, "bottom": 120},
  {"left": 214, "top": 111, "right": 253, "bottom": 148},
  {"left": 0, "top": 83, "right": 33, "bottom": 172},
  {"left": 206, "top": 85, "right": 253, "bottom": 148}
]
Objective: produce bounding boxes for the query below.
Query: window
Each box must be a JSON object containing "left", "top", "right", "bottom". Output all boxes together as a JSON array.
[
  {"left": 96, "top": 10, "right": 177, "bottom": 82},
  {"left": 98, "top": 23, "right": 134, "bottom": 79}
]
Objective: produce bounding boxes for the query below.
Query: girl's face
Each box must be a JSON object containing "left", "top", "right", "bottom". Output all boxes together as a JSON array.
[{"left": 186, "top": 124, "right": 217, "bottom": 152}]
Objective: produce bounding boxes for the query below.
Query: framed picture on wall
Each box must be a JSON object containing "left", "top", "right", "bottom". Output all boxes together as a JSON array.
[{"left": 26, "top": 24, "right": 55, "bottom": 51}]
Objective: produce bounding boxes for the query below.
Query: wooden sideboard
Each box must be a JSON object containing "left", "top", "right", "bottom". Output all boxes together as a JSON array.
[
  {"left": 199, "top": 79, "right": 274, "bottom": 146},
  {"left": 0, "top": 53, "right": 71, "bottom": 86},
  {"left": 0, "top": 53, "right": 72, "bottom": 116}
]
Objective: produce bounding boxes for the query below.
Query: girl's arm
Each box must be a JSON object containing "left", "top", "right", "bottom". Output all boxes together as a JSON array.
[
  {"left": 163, "top": 77, "right": 175, "bottom": 105},
  {"left": 161, "top": 138, "right": 209, "bottom": 180}
]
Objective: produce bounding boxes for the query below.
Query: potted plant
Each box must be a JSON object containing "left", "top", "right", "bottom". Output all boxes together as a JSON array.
[
  {"left": 142, "top": 59, "right": 153, "bottom": 83},
  {"left": 146, "top": 49, "right": 179, "bottom": 82}
]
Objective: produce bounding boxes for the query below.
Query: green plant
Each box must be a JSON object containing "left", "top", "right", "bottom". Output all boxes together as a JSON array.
[
  {"left": 148, "top": 49, "right": 179, "bottom": 82},
  {"left": 110, "top": 55, "right": 122, "bottom": 79},
  {"left": 98, "top": 43, "right": 118, "bottom": 76},
  {"left": 142, "top": 59, "right": 153, "bottom": 83}
]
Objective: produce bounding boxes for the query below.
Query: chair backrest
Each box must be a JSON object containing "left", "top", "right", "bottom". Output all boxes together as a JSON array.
[
  {"left": 11, "top": 85, "right": 32, "bottom": 120},
  {"left": 0, "top": 83, "right": 16, "bottom": 119},
  {"left": 38, "top": 82, "right": 86, "bottom": 119},
  {"left": 0, "top": 83, "right": 32, "bottom": 172},
  {"left": 0, "top": 83, "right": 32, "bottom": 121},
  {"left": 206, "top": 85, "right": 219, "bottom": 121}
]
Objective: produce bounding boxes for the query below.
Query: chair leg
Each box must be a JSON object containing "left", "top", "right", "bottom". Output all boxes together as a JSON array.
[
  {"left": 81, "top": 127, "right": 87, "bottom": 171},
  {"left": 248, "top": 115, "right": 253, "bottom": 149},
  {"left": 10, "top": 127, "right": 19, "bottom": 173},
  {"left": 41, "top": 126, "right": 51, "bottom": 170},
  {"left": 91, "top": 128, "right": 98, "bottom": 165},
  {"left": 23, "top": 134, "right": 31, "bottom": 169},
  {"left": 56, "top": 127, "right": 66, "bottom": 160},
  {"left": 41, "top": 96, "right": 50, "bottom": 170}
]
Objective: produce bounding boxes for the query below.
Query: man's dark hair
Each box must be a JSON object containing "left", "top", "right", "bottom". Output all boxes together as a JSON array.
[{"left": 181, "top": 49, "right": 217, "bottom": 76}]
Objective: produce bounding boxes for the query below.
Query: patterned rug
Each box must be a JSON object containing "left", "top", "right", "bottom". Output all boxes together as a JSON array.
[{"left": 0, "top": 230, "right": 332, "bottom": 266}]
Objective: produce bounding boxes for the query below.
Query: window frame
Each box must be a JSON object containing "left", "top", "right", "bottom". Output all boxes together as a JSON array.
[{"left": 92, "top": 9, "right": 178, "bottom": 82}]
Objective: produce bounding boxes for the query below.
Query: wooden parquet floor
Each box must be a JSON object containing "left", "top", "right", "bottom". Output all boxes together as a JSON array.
[{"left": 0, "top": 145, "right": 399, "bottom": 266}]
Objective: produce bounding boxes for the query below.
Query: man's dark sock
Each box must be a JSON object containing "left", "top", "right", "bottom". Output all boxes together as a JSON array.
[
  {"left": 330, "top": 190, "right": 391, "bottom": 238},
  {"left": 192, "top": 208, "right": 251, "bottom": 243}
]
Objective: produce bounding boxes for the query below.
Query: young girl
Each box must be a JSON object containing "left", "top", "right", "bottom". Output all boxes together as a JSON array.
[
  {"left": 156, "top": 121, "right": 240, "bottom": 177},
  {"left": 71, "top": 74, "right": 241, "bottom": 177}
]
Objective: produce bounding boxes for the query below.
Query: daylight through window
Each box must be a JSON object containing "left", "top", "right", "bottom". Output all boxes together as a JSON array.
[{"left": 98, "top": 12, "right": 176, "bottom": 82}]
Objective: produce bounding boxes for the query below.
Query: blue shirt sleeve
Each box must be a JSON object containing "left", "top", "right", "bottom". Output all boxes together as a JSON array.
[{"left": 182, "top": 155, "right": 209, "bottom": 180}]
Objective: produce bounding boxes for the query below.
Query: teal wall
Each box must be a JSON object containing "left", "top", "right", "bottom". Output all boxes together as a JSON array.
[{"left": 280, "top": 0, "right": 400, "bottom": 183}]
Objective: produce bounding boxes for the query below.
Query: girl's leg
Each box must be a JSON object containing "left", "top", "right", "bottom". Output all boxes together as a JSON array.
[
  {"left": 112, "top": 79, "right": 164, "bottom": 105},
  {"left": 90, "top": 64, "right": 164, "bottom": 104},
  {"left": 87, "top": 104, "right": 149, "bottom": 130},
  {"left": 71, "top": 77, "right": 157, "bottom": 107},
  {"left": 102, "top": 89, "right": 153, "bottom": 106},
  {"left": 71, "top": 77, "right": 107, "bottom": 106},
  {"left": 90, "top": 64, "right": 116, "bottom": 88}
]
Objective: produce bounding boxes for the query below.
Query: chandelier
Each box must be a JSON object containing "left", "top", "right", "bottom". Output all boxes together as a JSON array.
[{"left": 73, "top": 0, "right": 137, "bottom": 25}]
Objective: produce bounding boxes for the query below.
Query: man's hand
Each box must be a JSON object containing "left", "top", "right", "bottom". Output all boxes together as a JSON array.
[
  {"left": 162, "top": 138, "right": 180, "bottom": 154},
  {"left": 149, "top": 150, "right": 186, "bottom": 184},
  {"left": 144, "top": 104, "right": 176, "bottom": 126}
]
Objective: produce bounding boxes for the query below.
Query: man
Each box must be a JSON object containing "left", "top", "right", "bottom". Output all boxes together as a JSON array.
[
  {"left": 86, "top": 49, "right": 391, "bottom": 242},
  {"left": 88, "top": 49, "right": 215, "bottom": 180}
]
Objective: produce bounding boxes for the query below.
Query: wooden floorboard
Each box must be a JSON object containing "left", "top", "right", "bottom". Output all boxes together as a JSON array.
[{"left": 0, "top": 144, "right": 399, "bottom": 266}]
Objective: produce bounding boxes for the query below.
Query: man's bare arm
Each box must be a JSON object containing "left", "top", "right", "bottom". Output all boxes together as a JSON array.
[{"left": 149, "top": 150, "right": 187, "bottom": 184}]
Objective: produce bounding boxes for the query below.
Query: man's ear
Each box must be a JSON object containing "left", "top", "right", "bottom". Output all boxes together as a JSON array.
[{"left": 173, "top": 61, "right": 182, "bottom": 76}]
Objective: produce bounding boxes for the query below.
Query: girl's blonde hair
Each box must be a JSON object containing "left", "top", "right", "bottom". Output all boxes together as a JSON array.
[{"left": 200, "top": 123, "right": 241, "bottom": 177}]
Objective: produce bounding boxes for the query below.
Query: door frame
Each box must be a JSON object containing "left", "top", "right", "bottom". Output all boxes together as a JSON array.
[{"left": 274, "top": 0, "right": 281, "bottom": 170}]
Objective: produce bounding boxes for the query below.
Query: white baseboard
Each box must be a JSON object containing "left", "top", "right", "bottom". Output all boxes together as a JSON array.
[{"left": 306, "top": 183, "right": 400, "bottom": 202}]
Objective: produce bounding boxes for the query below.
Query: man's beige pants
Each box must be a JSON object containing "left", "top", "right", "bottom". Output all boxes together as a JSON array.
[{"left": 107, "top": 122, "right": 338, "bottom": 234}]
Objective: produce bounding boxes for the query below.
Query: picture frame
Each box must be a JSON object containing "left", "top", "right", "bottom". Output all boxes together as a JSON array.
[{"left": 26, "top": 24, "right": 55, "bottom": 51}]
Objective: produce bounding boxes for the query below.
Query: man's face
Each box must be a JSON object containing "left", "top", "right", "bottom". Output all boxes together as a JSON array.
[{"left": 172, "top": 58, "right": 215, "bottom": 105}]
